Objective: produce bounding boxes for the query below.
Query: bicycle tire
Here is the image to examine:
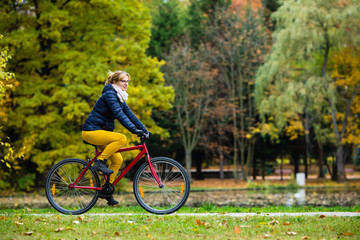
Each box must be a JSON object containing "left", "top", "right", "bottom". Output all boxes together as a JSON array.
[
  {"left": 133, "top": 157, "right": 190, "bottom": 214},
  {"left": 45, "top": 158, "right": 100, "bottom": 215}
]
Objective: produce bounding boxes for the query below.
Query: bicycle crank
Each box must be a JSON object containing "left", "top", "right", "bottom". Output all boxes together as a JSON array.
[{"left": 100, "top": 182, "right": 114, "bottom": 197}]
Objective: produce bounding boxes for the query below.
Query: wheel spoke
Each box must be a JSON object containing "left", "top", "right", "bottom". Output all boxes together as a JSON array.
[
  {"left": 46, "top": 159, "right": 99, "bottom": 215},
  {"left": 134, "top": 158, "right": 190, "bottom": 214}
]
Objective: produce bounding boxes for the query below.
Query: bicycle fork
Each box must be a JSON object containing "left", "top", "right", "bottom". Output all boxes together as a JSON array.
[{"left": 143, "top": 143, "right": 164, "bottom": 188}]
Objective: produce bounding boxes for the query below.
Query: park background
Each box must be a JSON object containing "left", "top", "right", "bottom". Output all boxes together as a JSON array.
[{"left": 0, "top": 0, "right": 360, "bottom": 201}]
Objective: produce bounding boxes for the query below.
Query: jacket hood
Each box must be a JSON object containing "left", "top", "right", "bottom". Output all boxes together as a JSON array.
[{"left": 102, "top": 84, "right": 115, "bottom": 94}]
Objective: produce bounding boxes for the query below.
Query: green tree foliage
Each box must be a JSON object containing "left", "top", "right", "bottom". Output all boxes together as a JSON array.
[
  {"left": 142, "top": 0, "right": 164, "bottom": 15},
  {"left": 146, "top": 0, "right": 186, "bottom": 60},
  {"left": 255, "top": 0, "right": 360, "bottom": 181},
  {"left": 0, "top": 0, "right": 173, "bottom": 186},
  {"left": 186, "top": 0, "right": 230, "bottom": 49}
]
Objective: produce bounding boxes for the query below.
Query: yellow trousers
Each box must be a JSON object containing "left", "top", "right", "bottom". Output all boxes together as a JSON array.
[{"left": 82, "top": 130, "right": 127, "bottom": 183}]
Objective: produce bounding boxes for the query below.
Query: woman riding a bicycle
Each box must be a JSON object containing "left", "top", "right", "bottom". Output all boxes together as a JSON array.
[{"left": 82, "top": 70, "right": 150, "bottom": 205}]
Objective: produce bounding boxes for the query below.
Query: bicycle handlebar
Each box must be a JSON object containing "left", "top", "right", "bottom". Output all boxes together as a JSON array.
[{"left": 139, "top": 136, "right": 147, "bottom": 144}]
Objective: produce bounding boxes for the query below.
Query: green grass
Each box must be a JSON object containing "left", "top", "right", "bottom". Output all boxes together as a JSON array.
[
  {"left": 1, "top": 207, "right": 359, "bottom": 239},
  {"left": 1, "top": 204, "right": 360, "bottom": 215}
]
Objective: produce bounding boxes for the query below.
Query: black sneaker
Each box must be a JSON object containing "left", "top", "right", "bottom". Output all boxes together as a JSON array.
[
  {"left": 105, "top": 195, "right": 118, "bottom": 206},
  {"left": 93, "top": 159, "right": 114, "bottom": 175}
]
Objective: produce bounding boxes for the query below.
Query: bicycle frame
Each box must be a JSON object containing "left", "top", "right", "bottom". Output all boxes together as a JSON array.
[{"left": 70, "top": 141, "right": 163, "bottom": 191}]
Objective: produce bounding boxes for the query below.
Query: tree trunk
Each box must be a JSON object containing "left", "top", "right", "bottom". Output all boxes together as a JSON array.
[
  {"left": 261, "top": 158, "right": 265, "bottom": 180},
  {"left": 293, "top": 154, "right": 300, "bottom": 174},
  {"left": 195, "top": 155, "right": 203, "bottom": 180},
  {"left": 280, "top": 153, "right": 284, "bottom": 181},
  {"left": 325, "top": 155, "right": 334, "bottom": 179},
  {"left": 252, "top": 158, "right": 257, "bottom": 180},
  {"left": 233, "top": 104, "right": 239, "bottom": 183},
  {"left": 336, "top": 145, "right": 346, "bottom": 181},
  {"left": 332, "top": 156, "right": 338, "bottom": 181},
  {"left": 240, "top": 144, "right": 246, "bottom": 181},
  {"left": 317, "top": 141, "right": 325, "bottom": 179},
  {"left": 245, "top": 141, "right": 254, "bottom": 181},
  {"left": 304, "top": 110, "right": 311, "bottom": 179},
  {"left": 219, "top": 146, "right": 224, "bottom": 179},
  {"left": 185, "top": 148, "right": 192, "bottom": 180}
]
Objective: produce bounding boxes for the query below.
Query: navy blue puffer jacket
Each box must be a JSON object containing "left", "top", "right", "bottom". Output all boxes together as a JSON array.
[{"left": 82, "top": 84, "right": 146, "bottom": 133}]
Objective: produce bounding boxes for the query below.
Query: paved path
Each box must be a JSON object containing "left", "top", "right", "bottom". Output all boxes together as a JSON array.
[{"left": 12, "top": 212, "right": 360, "bottom": 217}]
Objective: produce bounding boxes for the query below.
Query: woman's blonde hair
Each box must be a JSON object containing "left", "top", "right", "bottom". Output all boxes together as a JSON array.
[{"left": 105, "top": 70, "right": 130, "bottom": 85}]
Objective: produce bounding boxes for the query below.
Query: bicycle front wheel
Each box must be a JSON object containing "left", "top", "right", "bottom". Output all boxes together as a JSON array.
[
  {"left": 133, "top": 157, "right": 190, "bottom": 214},
  {"left": 45, "top": 158, "right": 100, "bottom": 215}
]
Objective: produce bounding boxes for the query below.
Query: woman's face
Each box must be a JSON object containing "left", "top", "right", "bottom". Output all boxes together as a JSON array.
[{"left": 115, "top": 77, "right": 130, "bottom": 91}]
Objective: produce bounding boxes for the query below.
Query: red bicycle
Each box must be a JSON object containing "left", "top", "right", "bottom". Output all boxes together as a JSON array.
[{"left": 45, "top": 136, "right": 190, "bottom": 215}]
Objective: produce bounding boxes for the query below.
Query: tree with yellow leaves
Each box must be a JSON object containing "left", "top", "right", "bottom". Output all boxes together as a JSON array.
[
  {"left": 0, "top": 0, "right": 173, "bottom": 190},
  {"left": 0, "top": 34, "right": 17, "bottom": 189},
  {"left": 329, "top": 47, "right": 360, "bottom": 153},
  {"left": 255, "top": 0, "right": 360, "bottom": 181}
]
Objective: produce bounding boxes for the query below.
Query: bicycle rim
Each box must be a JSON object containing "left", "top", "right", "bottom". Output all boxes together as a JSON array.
[
  {"left": 133, "top": 157, "right": 190, "bottom": 214},
  {"left": 45, "top": 158, "right": 100, "bottom": 215}
]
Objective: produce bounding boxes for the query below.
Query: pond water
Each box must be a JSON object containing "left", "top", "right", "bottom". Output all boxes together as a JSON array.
[
  {"left": 187, "top": 188, "right": 360, "bottom": 207},
  {"left": 0, "top": 187, "right": 359, "bottom": 209}
]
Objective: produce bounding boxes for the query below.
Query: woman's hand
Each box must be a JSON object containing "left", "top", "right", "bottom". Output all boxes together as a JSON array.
[
  {"left": 133, "top": 129, "right": 151, "bottom": 139},
  {"left": 143, "top": 130, "right": 151, "bottom": 139}
]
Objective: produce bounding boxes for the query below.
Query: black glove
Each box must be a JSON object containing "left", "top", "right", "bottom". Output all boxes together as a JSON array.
[
  {"left": 143, "top": 130, "right": 151, "bottom": 139},
  {"left": 133, "top": 129, "right": 144, "bottom": 137}
]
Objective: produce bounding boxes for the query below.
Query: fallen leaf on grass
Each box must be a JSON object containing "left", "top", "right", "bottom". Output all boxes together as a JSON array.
[
  {"left": 196, "top": 219, "right": 204, "bottom": 226},
  {"left": 56, "top": 215, "right": 60, "bottom": 219},
  {"left": 319, "top": 215, "right": 326, "bottom": 218},
  {"left": 15, "top": 221, "right": 23, "bottom": 225},
  {"left": 286, "top": 232, "right": 298, "bottom": 236},
  {"left": 78, "top": 216, "right": 84, "bottom": 222},
  {"left": 54, "top": 227, "right": 74, "bottom": 232},
  {"left": 302, "top": 236, "right": 310, "bottom": 239},
  {"left": 24, "top": 232, "right": 33, "bottom": 236},
  {"left": 264, "top": 234, "right": 272, "bottom": 238},
  {"left": 1, "top": 216, "right": 5, "bottom": 220},
  {"left": 195, "top": 219, "right": 209, "bottom": 226},
  {"left": 115, "top": 232, "right": 120, "bottom": 236},
  {"left": 268, "top": 220, "right": 280, "bottom": 225},
  {"left": 92, "top": 231, "right": 97, "bottom": 236},
  {"left": 283, "top": 221, "right": 291, "bottom": 225},
  {"left": 344, "top": 232, "right": 354, "bottom": 236},
  {"left": 73, "top": 220, "right": 80, "bottom": 224},
  {"left": 233, "top": 226, "right": 242, "bottom": 234}
]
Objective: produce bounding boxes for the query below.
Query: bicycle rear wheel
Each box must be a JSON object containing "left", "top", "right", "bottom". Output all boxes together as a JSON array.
[
  {"left": 133, "top": 157, "right": 190, "bottom": 214},
  {"left": 45, "top": 158, "right": 100, "bottom": 215}
]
